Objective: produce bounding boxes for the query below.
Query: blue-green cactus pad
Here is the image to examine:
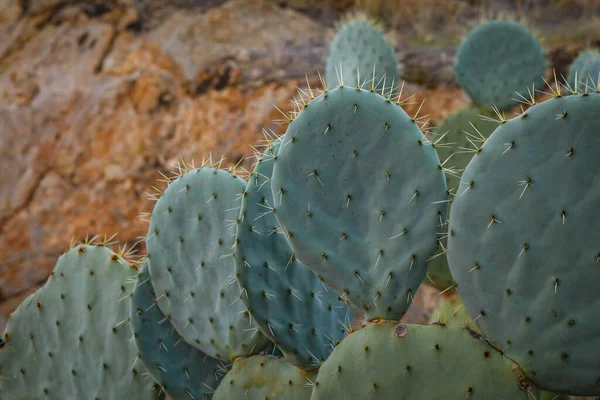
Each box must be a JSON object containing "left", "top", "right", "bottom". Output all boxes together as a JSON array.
[
  {"left": 131, "top": 261, "right": 228, "bottom": 400},
  {"left": 146, "top": 167, "right": 269, "bottom": 362},
  {"left": 567, "top": 49, "right": 600, "bottom": 92},
  {"left": 234, "top": 140, "right": 352, "bottom": 370},
  {"left": 447, "top": 93, "right": 600, "bottom": 395},
  {"left": 271, "top": 87, "right": 448, "bottom": 320},
  {"left": 312, "top": 322, "right": 539, "bottom": 399},
  {"left": 213, "top": 355, "right": 317, "bottom": 400},
  {"left": 0, "top": 245, "right": 161, "bottom": 400},
  {"left": 454, "top": 20, "right": 546, "bottom": 111},
  {"left": 326, "top": 19, "right": 399, "bottom": 91}
]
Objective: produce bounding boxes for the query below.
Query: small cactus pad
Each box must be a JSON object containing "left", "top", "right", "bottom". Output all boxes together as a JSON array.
[
  {"left": 130, "top": 261, "right": 228, "bottom": 400},
  {"left": 425, "top": 108, "right": 499, "bottom": 290},
  {"left": 234, "top": 140, "right": 352, "bottom": 370},
  {"left": 447, "top": 92, "right": 600, "bottom": 395},
  {"left": 146, "top": 167, "right": 269, "bottom": 362},
  {"left": 567, "top": 49, "right": 600, "bottom": 92},
  {"left": 326, "top": 17, "right": 399, "bottom": 91},
  {"left": 271, "top": 86, "right": 448, "bottom": 320},
  {"left": 213, "top": 355, "right": 317, "bottom": 400},
  {"left": 312, "top": 322, "right": 539, "bottom": 399},
  {"left": 429, "top": 295, "right": 481, "bottom": 333},
  {"left": 454, "top": 20, "right": 546, "bottom": 111},
  {"left": 0, "top": 245, "right": 160, "bottom": 400}
]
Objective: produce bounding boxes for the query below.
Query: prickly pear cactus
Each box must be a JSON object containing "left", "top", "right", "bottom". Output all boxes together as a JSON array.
[
  {"left": 567, "top": 49, "right": 600, "bottom": 92},
  {"left": 425, "top": 107, "right": 499, "bottom": 290},
  {"left": 130, "top": 261, "right": 228, "bottom": 400},
  {"left": 429, "top": 295, "right": 481, "bottom": 333},
  {"left": 326, "top": 15, "right": 399, "bottom": 91},
  {"left": 312, "top": 322, "right": 539, "bottom": 399},
  {"left": 271, "top": 86, "right": 448, "bottom": 320},
  {"left": 234, "top": 139, "right": 352, "bottom": 370},
  {"left": 0, "top": 244, "right": 161, "bottom": 400},
  {"left": 146, "top": 167, "right": 270, "bottom": 362},
  {"left": 454, "top": 20, "right": 546, "bottom": 111},
  {"left": 447, "top": 92, "right": 600, "bottom": 395},
  {"left": 213, "top": 355, "right": 317, "bottom": 400}
]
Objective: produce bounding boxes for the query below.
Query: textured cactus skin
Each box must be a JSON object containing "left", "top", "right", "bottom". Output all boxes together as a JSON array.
[
  {"left": 131, "top": 261, "right": 227, "bottom": 400},
  {"left": 146, "top": 167, "right": 269, "bottom": 362},
  {"left": 447, "top": 93, "right": 600, "bottom": 395},
  {"left": 425, "top": 108, "right": 499, "bottom": 290},
  {"left": 311, "top": 322, "right": 538, "bottom": 399},
  {"left": 325, "top": 20, "right": 399, "bottom": 90},
  {"left": 567, "top": 50, "right": 600, "bottom": 92},
  {"left": 454, "top": 20, "right": 546, "bottom": 111},
  {"left": 234, "top": 140, "right": 352, "bottom": 370},
  {"left": 213, "top": 355, "right": 317, "bottom": 400},
  {"left": 429, "top": 295, "right": 481, "bottom": 333},
  {"left": 0, "top": 245, "right": 161, "bottom": 400},
  {"left": 271, "top": 86, "right": 447, "bottom": 320}
]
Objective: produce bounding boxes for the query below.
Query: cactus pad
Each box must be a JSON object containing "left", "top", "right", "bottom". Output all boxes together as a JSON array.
[
  {"left": 454, "top": 20, "right": 546, "bottom": 111},
  {"left": 131, "top": 261, "right": 228, "bottom": 400},
  {"left": 234, "top": 140, "right": 352, "bottom": 370},
  {"left": 429, "top": 295, "right": 481, "bottom": 333},
  {"left": 146, "top": 167, "right": 269, "bottom": 362},
  {"left": 567, "top": 49, "right": 600, "bottom": 92},
  {"left": 447, "top": 92, "right": 600, "bottom": 395},
  {"left": 0, "top": 244, "right": 160, "bottom": 400},
  {"left": 271, "top": 86, "right": 448, "bottom": 320},
  {"left": 213, "top": 355, "right": 317, "bottom": 400},
  {"left": 312, "top": 322, "right": 539, "bottom": 399}
]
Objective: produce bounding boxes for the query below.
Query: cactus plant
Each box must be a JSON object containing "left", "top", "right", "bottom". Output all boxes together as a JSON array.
[
  {"left": 429, "top": 295, "right": 481, "bottom": 333},
  {"left": 567, "top": 49, "right": 600, "bottom": 92},
  {"left": 0, "top": 243, "right": 161, "bottom": 399},
  {"left": 447, "top": 90, "right": 600, "bottom": 395},
  {"left": 234, "top": 139, "right": 352, "bottom": 370}
]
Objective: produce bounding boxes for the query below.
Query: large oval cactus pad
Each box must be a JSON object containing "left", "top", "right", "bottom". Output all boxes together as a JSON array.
[
  {"left": 130, "top": 261, "right": 227, "bottom": 400},
  {"left": 0, "top": 245, "right": 160, "bottom": 400},
  {"left": 235, "top": 140, "right": 352, "bottom": 370},
  {"left": 271, "top": 86, "right": 448, "bottom": 320},
  {"left": 447, "top": 93, "right": 600, "bottom": 395},
  {"left": 146, "top": 167, "right": 269, "bottom": 362},
  {"left": 312, "top": 322, "right": 539, "bottom": 399}
]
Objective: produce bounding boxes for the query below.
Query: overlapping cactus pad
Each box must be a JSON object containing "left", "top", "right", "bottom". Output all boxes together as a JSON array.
[
  {"left": 130, "top": 261, "right": 228, "bottom": 400},
  {"left": 234, "top": 139, "right": 352, "bottom": 370},
  {"left": 213, "top": 355, "right": 317, "bottom": 399},
  {"left": 567, "top": 49, "right": 600, "bottom": 92},
  {"left": 0, "top": 245, "right": 160, "bottom": 400},
  {"left": 271, "top": 86, "right": 448, "bottom": 320},
  {"left": 146, "top": 167, "right": 270, "bottom": 362},
  {"left": 448, "top": 92, "right": 600, "bottom": 395},
  {"left": 312, "top": 322, "right": 539, "bottom": 399}
]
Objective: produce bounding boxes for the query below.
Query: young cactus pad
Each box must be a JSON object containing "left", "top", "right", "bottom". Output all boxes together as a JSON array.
[
  {"left": 130, "top": 261, "right": 228, "bottom": 400},
  {"left": 325, "top": 16, "right": 399, "bottom": 91},
  {"left": 271, "top": 86, "right": 448, "bottom": 320},
  {"left": 567, "top": 49, "right": 600, "bottom": 92},
  {"left": 234, "top": 139, "right": 352, "bottom": 370},
  {"left": 0, "top": 244, "right": 161, "bottom": 400},
  {"left": 146, "top": 167, "right": 269, "bottom": 362},
  {"left": 213, "top": 355, "right": 317, "bottom": 400},
  {"left": 311, "top": 322, "right": 539, "bottom": 399},
  {"left": 447, "top": 92, "right": 600, "bottom": 395},
  {"left": 454, "top": 20, "right": 546, "bottom": 111}
]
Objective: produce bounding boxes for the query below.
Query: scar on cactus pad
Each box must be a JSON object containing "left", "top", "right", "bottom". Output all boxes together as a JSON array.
[
  {"left": 0, "top": 239, "right": 161, "bottom": 400},
  {"left": 447, "top": 86, "right": 600, "bottom": 395}
]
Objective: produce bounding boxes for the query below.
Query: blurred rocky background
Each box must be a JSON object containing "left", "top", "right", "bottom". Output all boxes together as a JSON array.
[{"left": 0, "top": 0, "right": 599, "bottom": 330}]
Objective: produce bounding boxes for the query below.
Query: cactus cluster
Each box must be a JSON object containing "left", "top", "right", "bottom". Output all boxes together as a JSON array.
[{"left": 2, "top": 12, "right": 599, "bottom": 400}]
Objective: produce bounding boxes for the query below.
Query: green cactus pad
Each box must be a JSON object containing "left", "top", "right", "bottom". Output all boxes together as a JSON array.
[
  {"left": 0, "top": 245, "right": 161, "bottom": 400},
  {"left": 131, "top": 261, "right": 228, "bottom": 400},
  {"left": 425, "top": 108, "right": 499, "bottom": 290},
  {"left": 567, "top": 49, "right": 600, "bottom": 92},
  {"left": 312, "top": 322, "right": 539, "bottom": 399},
  {"left": 447, "top": 92, "right": 600, "bottom": 395},
  {"left": 234, "top": 140, "right": 352, "bottom": 370},
  {"left": 454, "top": 20, "right": 546, "bottom": 111},
  {"left": 429, "top": 295, "right": 481, "bottom": 333},
  {"left": 146, "top": 167, "right": 270, "bottom": 362},
  {"left": 326, "top": 18, "right": 399, "bottom": 91},
  {"left": 271, "top": 86, "right": 448, "bottom": 320},
  {"left": 213, "top": 355, "right": 316, "bottom": 400}
]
